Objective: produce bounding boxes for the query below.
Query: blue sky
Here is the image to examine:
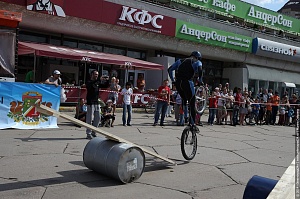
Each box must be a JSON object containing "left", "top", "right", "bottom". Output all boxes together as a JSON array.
[{"left": 241, "top": 0, "right": 289, "bottom": 11}]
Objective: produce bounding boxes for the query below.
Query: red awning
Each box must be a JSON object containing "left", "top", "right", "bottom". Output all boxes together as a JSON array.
[
  {"left": 18, "top": 42, "right": 163, "bottom": 70},
  {"left": 0, "top": 10, "right": 22, "bottom": 28}
]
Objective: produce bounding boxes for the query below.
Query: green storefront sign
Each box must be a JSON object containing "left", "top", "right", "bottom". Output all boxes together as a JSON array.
[
  {"left": 171, "top": 0, "right": 300, "bottom": 35},
  {"left": 176, "top": 20, "right": 252, "bottom": 52}
]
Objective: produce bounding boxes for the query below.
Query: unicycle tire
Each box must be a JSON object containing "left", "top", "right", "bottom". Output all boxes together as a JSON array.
[{"left": 180, "top": 126, "right": 197, "bottom": 160}]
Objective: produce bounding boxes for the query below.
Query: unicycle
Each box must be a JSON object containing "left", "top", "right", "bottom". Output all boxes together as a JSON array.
[
  {"left": 180, "top": 99, "right": 199, "bottom": 160},
  {"left": 181, "top": 125, "right": 198, "bottom": 160}
]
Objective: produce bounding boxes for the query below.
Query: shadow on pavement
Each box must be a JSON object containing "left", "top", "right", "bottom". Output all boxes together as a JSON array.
[
  {"left": 15, "top": 137, "right": 85, "bottom": 142},
  {"left": 0, "top": 168, "right": 124, "bottom": 192}
]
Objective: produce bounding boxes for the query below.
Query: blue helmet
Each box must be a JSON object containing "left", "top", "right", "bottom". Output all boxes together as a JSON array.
[{"left": 190, "top": 51, "right": 202, "bottom": 60}]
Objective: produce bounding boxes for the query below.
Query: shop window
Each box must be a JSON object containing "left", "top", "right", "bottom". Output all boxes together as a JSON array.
[
  {"left": 50, "top": 36, "right": 61, "bottom": 46},
  {"left": 48, "top": 58, "right": 61, "bottom": 65},
  {"left": 104, "top": 46, "right": 125, "bottom": 55},
  {"left": 248, "top": 79, "right": 258, "bottom": 97},
  {"left": 259, "top": 80, "right": 268, "bottom": 90},
  {"left": 127, "top": 49, "right": 146, "bottom": 60},
  {"left": 269, "top": 81, "right": 275, "bottom": 91},
  {"left": 19, "top": 31, "right": 48, "bottom": 43},
  {"left": 78, "top": 42, "right": 103, "bottom": 52},
  {"left": 61, "top": 60, "right": 77, "bottom": 66},
  {"left": 63, "top": 38, "right": 78, "bottom": 48}
]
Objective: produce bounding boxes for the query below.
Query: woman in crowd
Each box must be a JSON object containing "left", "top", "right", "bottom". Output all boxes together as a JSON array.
[{"left": 225, "top": 90, "right": 235, "bottom": 125}]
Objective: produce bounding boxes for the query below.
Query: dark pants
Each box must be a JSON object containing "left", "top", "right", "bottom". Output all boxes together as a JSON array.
[
  {"left": 271, "top": 106, "right": 278, "bottom": 124},
  {"left": 154, "top": 100, "right": 168, "bottom": 125},
  {"left": 232, "top": 106, "right": 239, "bottom": 125},
  {"left": 208, "top": 108, "right": 216, "bottom": 124},
  {"left": 175, "top": 79, "right": 196, "bottom": 125}
]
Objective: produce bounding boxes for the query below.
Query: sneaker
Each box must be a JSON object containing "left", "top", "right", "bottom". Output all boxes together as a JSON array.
[
  {"left": 86, "top": 135, "right": 93, "bottom": 140},
  {"left": 127, "top": 124, "right": 132, "bottom": 126},
  {"left": 153, "top": 123, "right": 157, "bottom": 126},
  {"left": 184, "top": 118, "right": 188, "bottom": 123},
  {"left": 111, "top": 124, "right": 114, "bottom": 127},
  {"left": 160, "top": 124, "right": 165, "bottom": 126},
  {"left": 91, "top": 133, "right": 97, "bottom": 137},
  {"left": 123, "top": 124, "right": 127, "bottom": 127}
]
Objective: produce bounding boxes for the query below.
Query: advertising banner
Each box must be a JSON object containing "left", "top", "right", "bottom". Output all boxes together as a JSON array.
[
  {"left": 175, "top": 20, "right": 252, "bottom": 52},
  {"left": 252, "top": 37, "right": 300, "bottom": 63},
  {"left": 170, "top": 0, "right": 300, "bottom": 35},
  {"left": 0, "top": 31, "right": 16, "bottom": 77},
  {"left": 63, "top": 86, "right": 156, "bottom": 107},
  {"left": 0, "top": 82, "right": 60, "bottom": 129},
  {"left": 23, "top": 0, "right": 176, "bottom": 36}
]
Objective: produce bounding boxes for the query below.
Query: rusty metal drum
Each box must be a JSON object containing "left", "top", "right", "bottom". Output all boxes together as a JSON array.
[{"left": 83, "top": 137, "right": 145, "bottom": 183}]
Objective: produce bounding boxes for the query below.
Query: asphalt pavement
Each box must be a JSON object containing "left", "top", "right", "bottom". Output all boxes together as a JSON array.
[{"left": 0, "top": 110, "right": 296, "bottom": 199}]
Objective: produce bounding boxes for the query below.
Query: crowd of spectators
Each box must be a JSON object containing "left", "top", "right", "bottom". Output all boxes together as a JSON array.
[{"left": 197, "top": 84, "right": 299, "bottom": 127}]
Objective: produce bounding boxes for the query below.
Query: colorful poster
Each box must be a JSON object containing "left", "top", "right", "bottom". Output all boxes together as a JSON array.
[{"left": 0, "top": 82, "right": 60, "bottom": 129}]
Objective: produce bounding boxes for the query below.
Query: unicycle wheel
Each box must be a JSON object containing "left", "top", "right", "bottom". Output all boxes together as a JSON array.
[{"left": 180, "top": 126, "right": 197, "bottom": 160}]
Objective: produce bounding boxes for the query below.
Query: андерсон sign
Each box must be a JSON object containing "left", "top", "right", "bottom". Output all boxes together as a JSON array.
[
  {"left": 176, "top": 20, "right": 252, "bottom": 52},
  {"left": 170, "top": 0, "right": 300, "bottom": 35},
  {"left": 101, "top": 1, "right": 176, "bottom": 37},
  {"left": 252, "top": 38, "right": 300, "bottom": 63}
]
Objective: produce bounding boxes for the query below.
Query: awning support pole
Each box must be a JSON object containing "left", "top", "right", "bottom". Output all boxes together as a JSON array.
[{"left": 33, "top": 53, "right": 36, "bottom": 82}]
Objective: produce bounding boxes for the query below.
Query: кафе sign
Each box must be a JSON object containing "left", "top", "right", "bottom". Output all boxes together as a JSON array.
[{"left": 170, "top": 0, "right": 300, "bottom": 35}]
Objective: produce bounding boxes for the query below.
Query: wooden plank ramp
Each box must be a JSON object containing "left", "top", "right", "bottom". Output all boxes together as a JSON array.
[
  {"left": 267, "top": 158, "right": 295, "bottom": 199},
  {"left": 36, "top": 104, "right": 176, "bottom": 165}
]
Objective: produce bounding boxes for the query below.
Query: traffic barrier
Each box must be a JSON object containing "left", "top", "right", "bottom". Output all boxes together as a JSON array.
[{"left": 243, "top": 175, "right": 278, "bottom": 199}]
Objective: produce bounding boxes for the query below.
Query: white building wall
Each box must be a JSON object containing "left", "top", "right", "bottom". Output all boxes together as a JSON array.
[
  {"left": 223, "top": 67, "right": 248, "bottom": 90},
  {"left": 146, "top": 56, "right": 175, "bottom": 89}
]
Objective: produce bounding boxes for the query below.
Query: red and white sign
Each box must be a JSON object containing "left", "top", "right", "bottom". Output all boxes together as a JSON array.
[
  {"left": 102, "top": 1, "right": 176, "bottom": 37},
  {"left": 119, "top": 6, "right": 164, "bottom": 29},
  {"left": 3, "top": 0, "right": 176, "bottom": 36},
  {"left": 63, "top": 86, "right": 157, "bottom": 107}
]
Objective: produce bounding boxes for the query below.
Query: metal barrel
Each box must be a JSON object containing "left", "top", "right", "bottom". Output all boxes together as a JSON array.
[
  {"left": 83, "top": 137, "right": 145, "bottom": 183},
  {"left": 243, "top": 175, "right": 278, "bottom": 199}
]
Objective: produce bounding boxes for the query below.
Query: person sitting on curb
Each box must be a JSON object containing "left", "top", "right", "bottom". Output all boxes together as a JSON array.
[{"left": 74, "top": 98, "right": 87, "bottom": 127}]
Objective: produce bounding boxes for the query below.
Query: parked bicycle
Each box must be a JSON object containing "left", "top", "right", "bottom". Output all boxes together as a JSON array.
[
  {"left": 195, "top": 85, "right": 209, "bottom": 115},
  {"left": 144, "top": 94, "right": 156, "bottom": 114}
]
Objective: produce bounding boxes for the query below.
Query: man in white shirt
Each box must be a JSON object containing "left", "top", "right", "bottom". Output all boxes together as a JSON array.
[{"left": 121, "top": 82, "right": 133, "bottom": 126}]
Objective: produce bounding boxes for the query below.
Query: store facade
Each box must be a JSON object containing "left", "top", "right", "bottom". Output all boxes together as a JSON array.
[{"left": 1, "top": 0, "right": 300, "bottom": 97}]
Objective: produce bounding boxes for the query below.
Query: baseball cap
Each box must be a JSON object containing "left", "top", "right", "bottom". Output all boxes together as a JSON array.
[{"left": 53, "top": 70, "right": 61, "bottom": 75}]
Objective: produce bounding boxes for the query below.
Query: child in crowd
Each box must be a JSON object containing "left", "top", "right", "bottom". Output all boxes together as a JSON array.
[
  {"left": 179, "top": 105, "right": 184, "bottom": 126},
  {"left": 121, "top": 82, "right": 133, "bottom": 126},
  {"left": 208, "top": 90, "right": 218, "bottom": 125},
  {"left": 278, "top": 103, "right": 286, "bottom": 126},
  {"left": 102, "top": 99, "right": 115, "bottom": 127},
  {"left": 258, "top": 99, "right": 266, "bottom": 125},
  {"left": 252, "top": 98, "right": 260, "bottom": 125},
  {"left": 174, "top": 91, "right": 183, "bottom": 126},
  {"left": 265, "top": 98, "right": 272, "bottom": 125},
  {"left": 74, "top": 98, "right": 87, "bottom": 127}
]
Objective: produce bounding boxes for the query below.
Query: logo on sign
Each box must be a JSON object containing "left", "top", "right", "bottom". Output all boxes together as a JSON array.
[
  {"left": 119, "top": 6, "right": 164, "bottom": 29},
  {"left": 7, "top": 91, "right": 52, "bottom": 125},
  {"left": 82, "top": 57, "right": 91, "bottom": 61},
  {"left": 260, "top": 44, "right": 297, "bottom": 56}
]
